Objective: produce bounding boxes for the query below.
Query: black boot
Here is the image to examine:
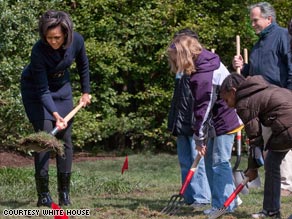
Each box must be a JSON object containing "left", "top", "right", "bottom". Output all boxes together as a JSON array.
[
  {"left": 35, "top": 175, "right": 53, "bottom": 207},
  {"left": 58, "top": 172, "right": 71, "bottom": 206}
]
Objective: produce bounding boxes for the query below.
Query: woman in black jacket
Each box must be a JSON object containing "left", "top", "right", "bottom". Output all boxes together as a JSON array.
[{"left": 21, "top": 10, "right": 91, "bottom": 207}]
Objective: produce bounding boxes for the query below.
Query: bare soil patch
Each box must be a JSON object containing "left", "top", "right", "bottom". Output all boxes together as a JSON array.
[{"left": 0, "top": 150, "right": 116, "bottom": 168}]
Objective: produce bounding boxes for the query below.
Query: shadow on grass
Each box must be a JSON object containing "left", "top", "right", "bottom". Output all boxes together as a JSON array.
[
  {"left": 231, "top": 210, "right": 254, "bottom": 219},
  {"left": 94, "top": 196, "right": 170, "bottom": 211},
  {"left": 93, "top": 196, "right": 260, "bottom": 219},
  {"left": 0, "top": 200, "right": 30, "bottom": 208},
  {"left": 93, "top": 196, "right": 213, "bottom": 217}
]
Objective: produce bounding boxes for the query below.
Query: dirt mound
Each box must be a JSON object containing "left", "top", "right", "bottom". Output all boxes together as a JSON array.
[
  {"left": 0, "top": 150, "right": 117, "bottom": 168},
  {"left": 0, "top": 151, "right": 33, "bottom": 168}
]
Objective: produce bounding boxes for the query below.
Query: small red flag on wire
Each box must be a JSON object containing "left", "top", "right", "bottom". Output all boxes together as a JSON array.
[
  {"left": 121, "top": 155, "right": 128, "bottom": 174},
  {"left": 51, "top": 202, "right": 69, "bottom": 219}
]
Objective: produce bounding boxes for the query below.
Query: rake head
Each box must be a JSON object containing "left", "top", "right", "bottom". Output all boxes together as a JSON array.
[
  {"left": 161, "top": 194, "right": 184, "bottom": 215},
  {"left": 208, "top": 207, "right": 227, "bottom": 219}
]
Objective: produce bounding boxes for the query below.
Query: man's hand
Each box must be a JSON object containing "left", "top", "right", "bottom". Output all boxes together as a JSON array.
[{"left": 232, "top": 55, "right": 244, "bottom": 71}]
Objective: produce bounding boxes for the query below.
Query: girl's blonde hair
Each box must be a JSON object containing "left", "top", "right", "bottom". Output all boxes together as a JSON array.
[{"left": 167, "top": 35, "right": 203, "bottom": 75}]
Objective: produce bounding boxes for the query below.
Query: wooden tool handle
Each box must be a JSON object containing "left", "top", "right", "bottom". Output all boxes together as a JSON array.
[
  {"left": 179, "top": 155, "right": 201, "bottom": 195},
  {"left": 190, "top": 153, "right": 201, "bottom": 170},
  {"left": 236, "top": 35, "right": 241, "bottom": 74},
  {"left": 224, "top": 177, "right": 249, "bottom": 207},
  {"left": 65, "top": 94, "right": 92, "bottom": 122},
  {"left": 64, "top": 102, "right": 85, "bottom": 122},
  {"left": 244, "top": 48, "right": 248, "bottom": 64},
  {"left": 51, "top": 95, "right": 91, "bottom": 135}
]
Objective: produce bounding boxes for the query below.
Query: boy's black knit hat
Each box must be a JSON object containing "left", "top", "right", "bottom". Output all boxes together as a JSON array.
[{"left": 174, "top": 28, "right": 199, "bottom": 40}]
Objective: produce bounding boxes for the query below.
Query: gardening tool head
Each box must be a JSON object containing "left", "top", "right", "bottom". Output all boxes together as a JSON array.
[
  {"left": 247, "top": 175, "right": 261, "bottom": 188},
  {"left": 233, "top": 170, "right": 249, "bottom": 195},
  {"left": 208, "top": 207, "right": 227, "bottom": 219},
  {"left": 19, "top": 131, "right": 64, "bottom": 156},
  {"left": 232, "top": 133, "right": 250, "bottom": 194},
  {"left": 161, "top": 194, "right": 184, "bottom": 215},
  {"left": 210, "top": 177, "right": 249, "bottom": 219}
]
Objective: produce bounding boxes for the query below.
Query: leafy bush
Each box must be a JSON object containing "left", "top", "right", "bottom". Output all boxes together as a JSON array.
[{"left": 1, "top": 0, "right": 292, "bottom": 153}]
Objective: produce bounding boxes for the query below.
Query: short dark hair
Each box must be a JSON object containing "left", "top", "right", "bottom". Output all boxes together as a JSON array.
[
  {"left": 220, "top": 73, "right": 246, "bottom": 93},
  {"left": 38, "top": 10, "right": 73, "bottom": 49},
  {"left": 174, "top": 28, "right": 199, "bottom": 40}
]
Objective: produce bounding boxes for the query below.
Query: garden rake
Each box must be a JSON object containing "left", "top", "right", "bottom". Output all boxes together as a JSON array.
[
  {"left": 208, "top": 176, "right": 249, "bottom": 219},
  {"left": 161, "top": 154, "right": 201, "bottom": 215}
]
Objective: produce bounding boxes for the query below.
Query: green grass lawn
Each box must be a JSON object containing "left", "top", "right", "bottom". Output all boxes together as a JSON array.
[{"left": 0, "top": 153, "right": 291, "bottom": 219}]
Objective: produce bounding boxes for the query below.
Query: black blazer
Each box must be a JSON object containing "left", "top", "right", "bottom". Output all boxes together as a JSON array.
[{"left": 21, "top": 32, "right": 90, "bottom": 122}]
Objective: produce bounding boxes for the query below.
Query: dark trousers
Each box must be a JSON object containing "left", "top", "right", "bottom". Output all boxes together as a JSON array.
[
  {"left": 32, "top": 119, "right": 73, "bottom": 176},
  {"left": 264, "top": 150, "right": 288, "bottom": 212}
]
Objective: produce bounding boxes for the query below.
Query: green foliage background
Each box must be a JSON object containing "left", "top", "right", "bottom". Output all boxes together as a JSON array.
[{"left": 1, "top": 0, "right": 292, "bottom": 153}]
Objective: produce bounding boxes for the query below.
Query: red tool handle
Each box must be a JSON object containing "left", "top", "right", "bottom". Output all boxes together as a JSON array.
[
  {"left": 179, "top": 155, "right": 201, "bottom": 195},
  {"left": 179, "top": 169, "right": 194, "bottom": 194},
  {"left": 224, "top": 177, "right": 249, "bottom": 207}
]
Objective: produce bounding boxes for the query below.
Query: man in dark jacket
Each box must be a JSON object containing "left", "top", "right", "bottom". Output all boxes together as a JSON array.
[
  {"left": 232, "top": 0, "right": 292, "bottom": 211},
  {"left": 233, "top": 2, "right": 292, "bottom": 89}
]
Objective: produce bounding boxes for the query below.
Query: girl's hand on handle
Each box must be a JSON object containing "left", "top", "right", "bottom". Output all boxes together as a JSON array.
[
  {"left": 196, "top": 145, "right": 207, "bottom": 157},
  {"left": 232, "top": 55, "right": 244, "bottom": 71},
  {"left": 80, "top": 93, "right": 91, "bottom": 107}
]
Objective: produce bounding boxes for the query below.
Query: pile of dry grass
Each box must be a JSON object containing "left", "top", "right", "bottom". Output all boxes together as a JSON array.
[{"left": 19, "top": 132, "right": 64, "bottom": 157}]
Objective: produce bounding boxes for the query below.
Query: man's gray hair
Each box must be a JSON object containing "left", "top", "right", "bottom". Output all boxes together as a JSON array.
[{"left": 249, "top": 2, "right": 276, "bottom": 22}]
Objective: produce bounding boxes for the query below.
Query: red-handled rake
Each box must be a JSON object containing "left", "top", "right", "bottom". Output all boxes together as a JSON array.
[
  {"left": 208, "top": 177, "right": 249, "bottom": 219},
  {"left": 161, "top": 154, "right": 201, "bottom": 215}
]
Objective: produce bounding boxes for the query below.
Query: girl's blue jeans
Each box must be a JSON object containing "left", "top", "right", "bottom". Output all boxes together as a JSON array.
[
  {"left": 177, "top": 135, "right": 211, "bottom": 204},
  {"left": 205, "top": 133, "right": 236, "bottom": 211}
]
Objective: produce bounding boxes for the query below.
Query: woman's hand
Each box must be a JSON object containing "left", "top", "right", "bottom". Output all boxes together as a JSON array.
[
  {"left": 53, "top": 112, "right": 68, "bottom": 130},
  {"left": 80, "top": 93, "right": 91, "bottom": 107}
]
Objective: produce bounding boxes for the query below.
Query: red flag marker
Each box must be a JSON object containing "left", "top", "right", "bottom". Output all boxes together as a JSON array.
[
  {"left": 51, "top": 202, "right": 69, "bottom": 219},
  {"left": 121, "top": 155, "right": 128, "bottom": 174}
]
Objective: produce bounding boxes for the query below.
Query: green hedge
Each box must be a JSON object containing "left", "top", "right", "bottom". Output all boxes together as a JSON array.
[{"left": 1, "top": 0, "right": 292, "bottom": 153}]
